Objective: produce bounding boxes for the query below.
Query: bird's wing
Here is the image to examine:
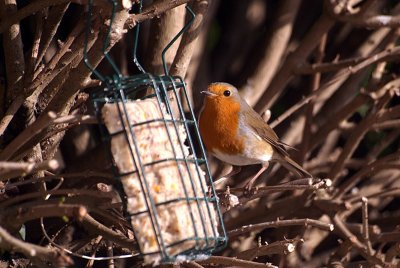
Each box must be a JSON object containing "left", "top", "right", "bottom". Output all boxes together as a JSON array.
[
  {"left": 245, "top": 105, "right": 312, "bottom": 178},
  {"left": 244, "top": 106, "right": 289, "bottom": 157}
]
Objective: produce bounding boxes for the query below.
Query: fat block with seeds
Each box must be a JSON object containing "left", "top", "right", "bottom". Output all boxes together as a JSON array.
[{"left": 102, "top": 98, "right": 219, "bottom": 264}]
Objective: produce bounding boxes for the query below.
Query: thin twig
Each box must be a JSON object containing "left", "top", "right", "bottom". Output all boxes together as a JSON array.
[
  {"left": 372, "top": 119, "right": 400, "bottom": 130},
  {"left": 4, "top": 173, "right": 63, "bottom": 189},
  {"left": 35, "top": 3, "right": 70, "bottom": 70},
  {"left": 332, "top": 214, "right": 384, "bottom": 266},
  {"left": 0, "top": 188, "right": 114, "bottom": 210},
  {"left": 0, "top": 0, "right": 108, "bottom": 34},
  {"left": 297, "top": 46, "right": 400, "bottom": 74},
  {"left": 0, "top": 0, "right": 25, "bottom": 102},
  {"left": 53, "top": 114, "right": 98, "bottom": 125},
  {"left": 48, "top": 15, "right": 86, "bottom": 71},
  {"left": 106, "top": 240, "right": 114, "bottom": 268},
  {"left": 311, "top": 94, "right": 371, "bottom": 150},
  {"left": 81, "top": 214, "right": 136, "bottom": 251},
  {"left": 335, "top": 151, "right": 400, "bottom": 198},
  {"left": 0, "top": 225, "right": 72, "bottom": 265},
  {"left": 385, "top": 243, "right": 400, "bottom": 263},
  {"left": 170, "top": 0, "right": 209, "bottom": 78},
  {"left": 0, "top": 111, "right": 57, "bottom": 161},
  {"left": 85, "top": 236, "right": 103, "bottom": 268},
  {"left": 197, "top": 256, "right": 278, "bottom": 268},
  {"left": 126, "top": 0, "right": 192, "bottom": 28},
  {"left": 228, "top": 218, "right": 334, "bottom": 238},
  {"left": 361, "top": 197, "right": 374, "bottom": 255},
  {"left": 241, "top": 0, "right": 301, "bottom": 106},
  {"left": 352, "top": 187, "right": 400, "bottom": 204},
  {"left": 254, "top": 13, "right": 334, "bottom": 112},
  {"left": 24, "top": 10, "right": 44, "bottom": 85},
  {"left": 334, "top": 14, "right": 400, "bottom": 29},
  {"left": 224, "top": 178, "right": 331, "bottom": 194},
  {"left": 328, "top": 92, "right": 392, "bottom": 183},
  {"left": 0, "top": 159, "right": 59, "bottom": 181},
  {"left": 237, "top": 240, "right": 299, "bottom": 260},
  {"left": 269, "top": 94, "right": 315, "bottom": 129},
  {"left": 299, "top": 34, "right": 327, "bottom": 163},
  {"left": 0, "top": 95, "right": 24, "bottom": 136}
]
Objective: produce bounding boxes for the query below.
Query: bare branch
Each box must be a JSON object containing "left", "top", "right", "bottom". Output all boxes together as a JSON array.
[
  {"left": 170, "top": 0, "right": 209, "bottom": 78},
  {"left": 0, "top": 159, "right": 59, "bottom": 180},
  {"left": 228, "top": 218, "right": 334, "bottom": 238},
  {"left": 361, "top": 197, "right": 373, "bottom": 255},
  {"left": 81, "top": 214, "right": 137, "bottom": 251},
  {"left": 125, "top": 0, "right": 192, "bottom": 29},
  {"left": 197, "top": 256, "right": 278, "bottom": 268},
  {"left": 0, "top": 0, "right": 25, "bottom": 101},
  {"left": 241, "top": 0, "right": 301, "bottom": 106},
  {"left": 237, "top": 240, "right": 299, "bottom": 260},
  {"left": 254, "top": 14, "right": 335, "bottom": 113},
  {"left": 328, "top": 92, "right": 392, "bottom": 183},
  {"left": 0, "top": 111, "right": 57, "bottom": 161},
  {"left": 0, "top": 225, "right": 72, "bottom": 265},
  {"left": 35, "top": 3, "right": 70, "bottom": 70},
  {"left": 297, "top": 46, "right": 400, "bottom": 75}
]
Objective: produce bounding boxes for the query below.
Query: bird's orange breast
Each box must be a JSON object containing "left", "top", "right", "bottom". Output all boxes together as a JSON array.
[{"left": 199, "top": 97, "right": 245, "bottom": 155}]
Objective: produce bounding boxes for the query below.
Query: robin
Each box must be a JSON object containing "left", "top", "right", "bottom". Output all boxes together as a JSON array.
[{"left": 198, "top": 82, "right": 312, "bottom": 189}]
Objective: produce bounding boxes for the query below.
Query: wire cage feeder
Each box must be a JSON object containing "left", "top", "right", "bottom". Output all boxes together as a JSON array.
[{"left": 84, "top": 0, "right": 227, "bottom": 264}]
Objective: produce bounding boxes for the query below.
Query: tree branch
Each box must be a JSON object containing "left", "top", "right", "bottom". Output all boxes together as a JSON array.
[
  {"left": 170, "top": 0, "right": 209, "bottom": 78},
  {"left": 241, "top": 0, "right": 301, "bottom": 106},
  {"left": 0, "top": 0, "right": 25, "bottom": 103},
  {"left": 197, "top": 256, "right": 278, "bottom": 268},
  {"left": 228, "top": 218, "right": 334, "bottom": 238},
  {"left": 0, "top": 159, "right": 59, "bottom": 180},
  {"left": 254, "top": 13, "right": 335, "bottom": 113},
  {"left": 125, "top": 0, "right": 192, "bottom": 29},
  {"left": 0, "top": 225, "right": 72, "bottom": 265}
]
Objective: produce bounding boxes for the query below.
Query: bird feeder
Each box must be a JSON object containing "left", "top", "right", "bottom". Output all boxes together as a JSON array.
[{"left": 84, "top": 0, "right": 227, "bottom": 264}]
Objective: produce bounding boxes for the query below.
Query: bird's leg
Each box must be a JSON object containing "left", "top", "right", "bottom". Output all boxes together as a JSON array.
[
  {"left": 209, "top": 166, "right": 241, "bottom": 195},
  {"left": 244, "top": 162, "right": 269, "bottom": 195},
  {"left": 214, "top": 165, "right": 242, "bottom": 186}
]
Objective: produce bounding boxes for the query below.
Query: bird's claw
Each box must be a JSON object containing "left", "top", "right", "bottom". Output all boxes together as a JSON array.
[{"left": 244, "top": 184, "right": 258, "bottom": 197}]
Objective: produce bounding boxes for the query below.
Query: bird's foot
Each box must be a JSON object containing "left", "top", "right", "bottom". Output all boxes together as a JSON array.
[
  {"left": 243, "top": 181, "right": 258, "bottom": 197},
  {"left": 242, "top": 165, "right": 268, "bottom": 196}
]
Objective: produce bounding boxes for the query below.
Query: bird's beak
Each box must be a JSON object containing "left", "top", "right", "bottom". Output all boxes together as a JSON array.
[{"left": 201, "top": 91, "right": 218, "bottom": 97}]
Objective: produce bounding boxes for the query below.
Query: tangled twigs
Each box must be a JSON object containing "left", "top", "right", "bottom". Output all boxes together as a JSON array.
[
  {"left": 0, "top": 225, "right": 72, "bottom": 266},
  {"left": 228, "top": 218, "right": 334, "bottom": 238},
  {"left": 224, "top": 178, "right": 331, "bottom": 195},
  {"left": 326, "top": 0, "right": 400, "bottom": 29},
  {"left": 197, "top": 256, "right": 278, "bottom": 268},
  {"left": 125, "top": 0, "right": 192, "bottom": 28},
  {"left": 81, "top": 214, "right": 137, "bottom": 251},
  {"left": 332, "top": 214, "right": 385, "bottom": 266},
  {"left": 297, "top": 46, "right": 400, "bottom": 74},
  {"left": 0, "top": 111, "right": 57, "bottom": 161},
  {"left": 218, "top": 178, "right": 332, "bottom": 210},
  {"left": 236, "top": 239, "right": 302, "bottom": 260},
  {"left": 0, "top": 159, "right": 59, "bottom": 181}
]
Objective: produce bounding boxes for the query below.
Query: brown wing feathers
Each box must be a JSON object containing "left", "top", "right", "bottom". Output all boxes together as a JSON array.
[{"left": 245, "top": 105, "right": 312, "bottom": 178}]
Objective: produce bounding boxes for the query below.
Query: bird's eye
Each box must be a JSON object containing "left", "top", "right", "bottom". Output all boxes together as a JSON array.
[{"left": 223, "top": 90, "right": 231, "bottom": 97}]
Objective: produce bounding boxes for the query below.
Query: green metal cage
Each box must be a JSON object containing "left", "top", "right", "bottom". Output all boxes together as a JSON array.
[{"left": 84, "top": 0, "right": 227, "bottom": 263}]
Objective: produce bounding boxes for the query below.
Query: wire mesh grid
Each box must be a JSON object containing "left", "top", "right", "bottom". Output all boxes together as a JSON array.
[{"left": 85, "top": 0, "right": 227, "bottom": 263}]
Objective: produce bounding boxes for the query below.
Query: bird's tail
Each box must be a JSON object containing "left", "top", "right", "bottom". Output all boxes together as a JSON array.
[{"left": 278, "top": 155, "right": 312, "bottom": 178}]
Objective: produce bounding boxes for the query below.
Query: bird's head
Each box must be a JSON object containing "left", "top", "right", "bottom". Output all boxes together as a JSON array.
[{"left": 201, "top": 82, "right": 242, "bottom": 105}]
